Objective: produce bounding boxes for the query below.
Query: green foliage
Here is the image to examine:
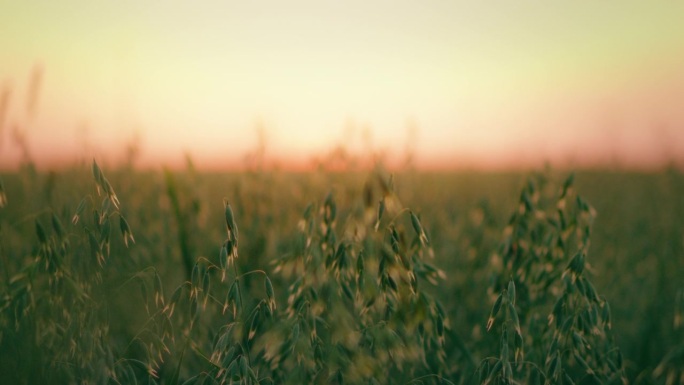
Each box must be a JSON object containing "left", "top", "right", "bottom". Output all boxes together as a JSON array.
[
  {"left": 479, "top": 173, "right": 625, "bottom": 385},
  {"left": 260, "top": 188, "right": 449, "bottom": 384},
  {"left": 0, "top": 161, "right": 131, "bottom": 383},
  {"left": 0, "top": 165, "right": 682, "bottom": 384}
]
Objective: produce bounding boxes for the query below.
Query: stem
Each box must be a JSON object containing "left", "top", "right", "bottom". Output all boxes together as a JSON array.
[
  {"left": 115, "top": 266, "right": 158, "bottom": 292},
  {"left": 406, "top": 374, "right": 455, "bottom": 385},
  {"left": 196, "top": 256, "right": 219, "bottom": 271},
  {"left": 232, "top": 261, "right": 243, "bottom": 315},
  {"left": 387, "top": 208, "right": 411, "bottom": 228},
  {"left": 236, "top": 269, "right": 268, "bottom": 280},
  {"left": 10, "top": 208, "right": 53, "bottom": 228}
]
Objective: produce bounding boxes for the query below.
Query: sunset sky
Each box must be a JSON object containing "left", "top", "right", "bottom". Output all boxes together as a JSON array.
[{"left": 1, "top": 1, "right": 684, "bottom": 170}]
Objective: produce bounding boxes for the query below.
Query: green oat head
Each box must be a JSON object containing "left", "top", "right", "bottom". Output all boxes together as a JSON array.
[
  {"left": 0, "top": 160, "right": 135, "bottom": 384},
  {"left": 262, "top": 188, "right": 451, "bottom": 385},
  {"left": 479, "top": 172, "right": 626, "bottom": 385}
]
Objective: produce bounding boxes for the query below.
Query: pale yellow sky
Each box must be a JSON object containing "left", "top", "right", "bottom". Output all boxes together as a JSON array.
[{"left": 1, "top": 1, "right": 684, "bottom": 170}]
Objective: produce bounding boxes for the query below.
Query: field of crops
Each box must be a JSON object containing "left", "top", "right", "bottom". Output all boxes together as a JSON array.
[{"left": 1, "top": 163, "right": 683, "bottom": 384}]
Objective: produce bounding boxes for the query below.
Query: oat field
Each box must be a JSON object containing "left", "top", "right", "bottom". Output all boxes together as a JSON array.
[{"left": 1, "top": 163, "right": 682, "bottom": 384}]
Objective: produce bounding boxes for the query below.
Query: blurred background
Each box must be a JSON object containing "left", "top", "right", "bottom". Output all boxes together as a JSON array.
[{"left": 2, "top": 0, "right": 684, "bottom": 171}]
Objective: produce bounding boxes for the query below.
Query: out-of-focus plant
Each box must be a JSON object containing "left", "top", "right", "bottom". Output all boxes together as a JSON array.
[{"left": 478, "top": 173, "right": 626, "bottom": 385}]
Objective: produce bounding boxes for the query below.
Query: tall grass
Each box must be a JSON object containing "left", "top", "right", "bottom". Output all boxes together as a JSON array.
[{"left": 0, "top": 164, "right": 682, "bottom": 384}]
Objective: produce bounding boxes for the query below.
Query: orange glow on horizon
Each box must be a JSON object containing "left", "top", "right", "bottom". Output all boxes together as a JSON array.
[{"left": 2, "top": 1, "right": 684, "bottom": 172}]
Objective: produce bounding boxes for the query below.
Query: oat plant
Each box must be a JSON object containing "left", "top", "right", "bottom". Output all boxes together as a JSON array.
[{"left": 478, "top": 173, "right": 626, "bottom": 385}]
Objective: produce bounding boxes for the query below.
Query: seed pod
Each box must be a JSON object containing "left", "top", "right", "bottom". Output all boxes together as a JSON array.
[
  {"left": 356, "top": 251, "right": 365, "bottom": 276},
  {"left": 92, "top": 160, "right": 104, "bottom": 189},
  {"left": 100, "top": 219, "right": 111, "bottom": 252},
  {"left": 106, "top": 184, "right": 121, "bottom": 209},
  {"left": 164, "top": 285, "right": 183, "bottom": 317},
  {"left": 572, "top": 331, "right": 583, "bottom": 350},
  {"left": 559, "top": 209, "right": 567, "bottom": 230},
  {"left": 119, "top": 215, "right": 135, "bottom": 247},
  {"left": 239, "top": 355, "right": 249, "bottom": 378},
  {"left": 219, "top": 244, "right": 228, "bottom": 270},
  {"left": 560, "top": 316, "right": 574, "bottom": 336},
  {"left": 567, "top": 252, "right": 584, "bottom": 275},
  {"left": 162, "top": 314, "right": 173, "bottom": 341},
  {"left": 248, "top": 307, "right": 260, "bottom": 341},
  {"left": 590, "top": 304, "right": 599, "bottom": 327},
  {"left": 102, "top": 179, "right": 113, "bottom": 200},
  {"left": 191, "top": 263, "right": 200, "bottom": 294},
  {"left": 487, "top": 293, "right": 504, "bottom": 331},
  {"left": 72, "top": 198, "right": 87, "bottom": 225},
  {"left": 334, "top": 243, "right": 347, "bottom": 268},
  {"left": 51, "top": 213, "right": 64, "bottom": 238},
  {"left": 87, "top": 229, "right": 100, "bottom": 255},
  {"left": 225, "top": 359, "right": 239, "bottom": 381},
  {"left": 375, "top": 199, "right": 385, "bottom": 231},
  {"left": 170, "top": 285, "right": 183, "bottom": 303},
  {"left": 574, "top": 352, "right": 592, "bottom": 374},
  {"left": 410, "top": 211, "right": 429, "bottom": 246},
  {"left": 584, "top": 279, "right": 599, "bottom": 303},
  {"left": 602, "top": 301, "right": 612, "bottom": 330},
  {"left": 548, "top": 336, "right": 558, "bottom": 356},
  {"left": 389, "top": 226, "right": 400, "bottom": 254},
  {"left": 265, "top": 277, "right": 276, "bottom": 310},
  {"left": 202, "top": 269, "right": 210, "bottom": 297},
  {"left": 92, "top": 209, "right": 101, "bottom": 229},
  {"left": 436, "top": 302, "right": 446, "bottom": 319},
  {"left": 490, "top": 359, "right": 503, "bottom": 381},
  {"left": 248, "top": 367, "right": 258, "bottom": 382},
  {"left": 551, "top": 294, "right": 565, "bottom": 327},
  {"left": 154, "top": 271, "right": 164, "bottom": 306},
  {"left": 576, "top": 277, "right": 586, "bottom": 296},
  {"left": 508, "top": 301, "right": 521, "bottom": 336},
  {"left": 35, "top": 220, "right": 47, "bottom": 244},
  {"left": 225, "top": 239, "right": 236, "bottom": 262},
  {"left": 548, "top": 351, "right": 560, "bottom": 377},
  {"left": 325, "top": 227, "right": 336, "bottom": 247},
  {"left": 229, "top": 281, "right": 241, "bottom": 317},
  {"left": 324, "top": 192, "right": 336, "bottom": 223},
  {"left": 436, "top": 314, "right": 444, "bottom": 337},
  {"left": 500, "top": 339, "right": 509, "bottom": 362},
  {"left": 397, "top": 251, "right": 410, "bottom": 270},
  {"left": 308, "top": 287, "right": 319, "bottom": 301},
  {"left": 504, "top": 361, "right": 513, "bottom": 382},
  {"left": 409, "top": 270, "right": 418, "bottom": 294},
  {"left": 508, "top": 279, "right": 516, "bottom": 306},
  {"left": 561, "top": 173, "right": 574, "bottom": 198},
  {"left": 514, "top": 330, "right": 524, "bottom": 363},
  {"left": 578, "top": 311, "right": 587, "bottom": 333},
  {"left": 479, "top": 361, "right": 490, "bottom": 384},
  {"left": 223, "top": 201, "right": 238, "bottom": 245},
  {"left": 387, "top": 275, "right": 398, "bottom": 292},
  {"left": 341, "top": 282, "right": 354, "bottom": 301}
]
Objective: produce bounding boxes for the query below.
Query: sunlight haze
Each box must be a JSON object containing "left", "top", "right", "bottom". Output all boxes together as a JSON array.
[{"left": 1, "top": 1, "right": 684, "bottom": 170}]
